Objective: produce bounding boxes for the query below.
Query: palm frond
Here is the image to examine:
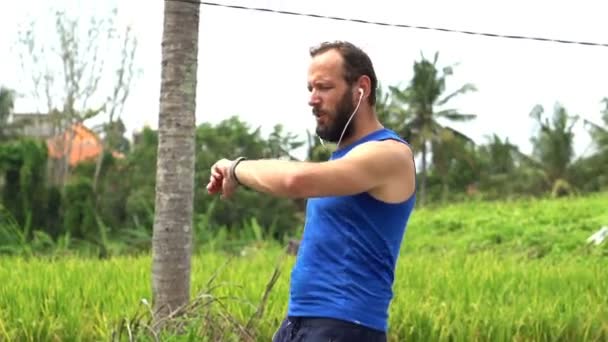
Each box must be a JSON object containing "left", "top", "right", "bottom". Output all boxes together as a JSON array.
[
  {"left": 529, "top": 104, "right": 544, "bottom": 122},
  {"left": 442, "top": 125, "right": 475, "bottom": 144},
  {"left": 583, "top": 118, "right": 608, "bottom": 134},
  {"left": 388, "top": 85, "right": 410, "bottom": 105},
  {"left": 436, "top": 83, "right": 477, "bottom": 106},
  {"left": 435, "top": 109, "right": 476, "bottom": 122}
]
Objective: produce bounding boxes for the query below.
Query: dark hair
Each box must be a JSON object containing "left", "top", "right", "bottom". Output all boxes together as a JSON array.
[{"left": 309, "top": 41, "right": 377, "bottom": 105}]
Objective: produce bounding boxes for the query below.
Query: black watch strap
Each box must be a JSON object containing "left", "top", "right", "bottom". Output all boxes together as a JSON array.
[{"left": 230, "top": 157, "right": 247, "bottom": 185}]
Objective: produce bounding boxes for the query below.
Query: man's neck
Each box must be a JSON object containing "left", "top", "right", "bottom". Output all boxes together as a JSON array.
[{"left": 337, "top": 113, "right": 383, "bottom": 149}]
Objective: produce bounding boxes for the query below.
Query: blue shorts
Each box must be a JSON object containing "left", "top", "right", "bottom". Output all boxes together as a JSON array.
[{"left": 272, "top": 316, "right": 387, "bottom": 342}]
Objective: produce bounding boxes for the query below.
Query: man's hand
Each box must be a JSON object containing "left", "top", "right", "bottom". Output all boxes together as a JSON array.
[{"left": 206, "top": 158, "right": 238, "bottom": 199}]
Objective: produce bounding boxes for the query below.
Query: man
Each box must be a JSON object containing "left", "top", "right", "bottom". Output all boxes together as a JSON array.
[{"left": 207, "top": 41, "right": 416, "bottom": 342}]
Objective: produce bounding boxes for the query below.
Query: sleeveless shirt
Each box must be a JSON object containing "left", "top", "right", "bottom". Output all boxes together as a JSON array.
[{"left": 287, "top": 127, "right": 416, "bottom": 332}]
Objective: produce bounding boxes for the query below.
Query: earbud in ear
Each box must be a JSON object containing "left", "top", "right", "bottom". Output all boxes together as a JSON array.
[{"left": 359, "top": 88, "right": 364, "bottom": 95}]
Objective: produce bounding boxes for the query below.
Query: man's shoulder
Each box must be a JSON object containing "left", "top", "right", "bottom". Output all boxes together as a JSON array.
[
  {"left": 341, "top": 138, "right": 415, "bottom": 178},
  {"left": 348, "top": 137, "right": 413, "bottom": 160}
]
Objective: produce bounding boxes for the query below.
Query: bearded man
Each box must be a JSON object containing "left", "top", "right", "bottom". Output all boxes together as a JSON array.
[{"left": 207, "top": 41, "right": 416, "bottom": 342}]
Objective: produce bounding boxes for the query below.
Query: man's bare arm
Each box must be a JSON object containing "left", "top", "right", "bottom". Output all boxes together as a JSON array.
[{"left": 233, "top": 140, "right": 413, "bottom": 198}]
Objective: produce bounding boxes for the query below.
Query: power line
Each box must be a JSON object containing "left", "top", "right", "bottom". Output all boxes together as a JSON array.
[{"left": 165, "top": 0, "right": 608, "bottom": 49}]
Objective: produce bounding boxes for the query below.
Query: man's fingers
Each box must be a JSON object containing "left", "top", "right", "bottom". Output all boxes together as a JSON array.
[
  {"left": 221, "top": 178, "right": 229, "bottom": 195},
  {"left": 206, "top": 175, "right": 223, "bottom": 194},
  {"left": 208, "top": 159, "right": 235, "bottom": 198},
  {"left": 208, "top": 186, "right": 221, "bottom": 195},
  {"left": 206, "top": 163, "right": 227, "bottom": 196},
  {"left": 220, "top": 177, "right": 234, "bottom": 199},
  {"left": 210, "top": 165, "right": 220, "bottom": 177}
]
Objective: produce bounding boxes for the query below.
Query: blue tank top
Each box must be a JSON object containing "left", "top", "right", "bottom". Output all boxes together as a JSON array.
[{"left": 287, "top": 128, "right": 416, "bottom": 332}]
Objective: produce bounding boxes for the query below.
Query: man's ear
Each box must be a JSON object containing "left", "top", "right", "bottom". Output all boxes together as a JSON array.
[{"left": 356, "top": 75, "right": 372, "bottom": 100}]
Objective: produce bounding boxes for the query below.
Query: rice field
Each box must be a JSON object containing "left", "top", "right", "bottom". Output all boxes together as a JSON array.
[{"left": 1, "top": 193, "right": 608, "bottom": 341}]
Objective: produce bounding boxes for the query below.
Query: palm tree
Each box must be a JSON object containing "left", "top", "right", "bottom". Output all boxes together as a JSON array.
[
  {"left": 570, "top": 98, "right": 608, "bottom": 191},
  {"left": 479, "top": 134, "right": 519, "bottom": 175},
  {"left": 474, "top": 134, "right": 543, "bottom": 197},
  {"left": 151, "top": 0, "right": 200, "bottom": 328},
  {"left": 375, "top": 82, "right": 409, "bottom": 133},
  {"left": 389, "top": 51, "right": 477, "bottom": 204},
  {"left": 583, "top": 98, "right": 608, "bottom": 156},
  {"left": 529, "top": 102, "right": 579, "bottom": 193},
  {"left": 430, "top": 126, "right": 476, "bottom": 202}
]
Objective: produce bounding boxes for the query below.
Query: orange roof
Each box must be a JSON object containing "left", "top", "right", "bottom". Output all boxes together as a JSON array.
[{"left": 46, "top": 122, "right": 124, "bottom": 166}]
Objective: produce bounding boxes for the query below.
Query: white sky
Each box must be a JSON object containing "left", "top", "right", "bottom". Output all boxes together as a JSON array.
[{"left": 1, "top": 0, "right": 607, "bottom": 160}]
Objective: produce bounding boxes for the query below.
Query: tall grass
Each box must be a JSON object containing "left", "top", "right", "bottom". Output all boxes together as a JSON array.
[
  {"left": 1, "top": 249, "right": 607, "bottom": 341},
  {"left": 1, "top": 192, "right": 608, "bottom": 340}
]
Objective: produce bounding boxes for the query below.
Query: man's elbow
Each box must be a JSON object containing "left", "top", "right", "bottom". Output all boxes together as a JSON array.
[{"left": 283, "top": 172, "right": 314, "bottom": 199}]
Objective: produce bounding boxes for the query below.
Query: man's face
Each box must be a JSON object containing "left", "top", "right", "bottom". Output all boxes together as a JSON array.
[{"left": 307, "top": 50, "right": 357, "bottom": 143}]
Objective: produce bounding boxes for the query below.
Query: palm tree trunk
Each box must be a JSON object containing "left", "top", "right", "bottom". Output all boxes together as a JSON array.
[{"left": 152, "top": 0, "right": 200, "bottom": 327}]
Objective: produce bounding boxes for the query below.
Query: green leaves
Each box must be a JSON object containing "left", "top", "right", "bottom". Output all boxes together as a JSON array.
[{"left": 529, "top": 102, "right": 579, "bottom": 191}]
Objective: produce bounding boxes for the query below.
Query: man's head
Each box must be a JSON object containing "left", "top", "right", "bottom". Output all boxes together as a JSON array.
[{"left": 307, "top": 41, "right": 378, "bottom": 143}]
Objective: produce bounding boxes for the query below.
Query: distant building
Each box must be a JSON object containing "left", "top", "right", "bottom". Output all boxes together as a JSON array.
[
  {"left": 9, "top": 112, "right": 56, "bottom": 139},
  {"left": 47, "top": 122, "right": 124, "bottom": 167},
  {"left": 11, "top": 112, "right": 124, "bottom": 167}
]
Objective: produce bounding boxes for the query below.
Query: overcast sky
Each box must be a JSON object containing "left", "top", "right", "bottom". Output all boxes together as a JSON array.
[{"left": 1, "top": 0, "right": 607, "bottom": 160}]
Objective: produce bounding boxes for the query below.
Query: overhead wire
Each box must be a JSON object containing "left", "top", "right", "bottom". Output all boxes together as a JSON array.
[
  {"left": 165, "top": 0, "right": 608, "bottom": 49},
  {"left": 164, "top": 0, "right": 607, "bottom": 153}
]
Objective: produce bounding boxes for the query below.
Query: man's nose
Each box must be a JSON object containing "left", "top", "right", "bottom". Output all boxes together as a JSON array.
[{"left": 308, "top": 90, "right": 321, "bottom": 107}]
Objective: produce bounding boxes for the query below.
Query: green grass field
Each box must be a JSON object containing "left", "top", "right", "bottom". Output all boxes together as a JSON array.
[{"left": 2, "top": 193, "right": 608, "bottom": 341}]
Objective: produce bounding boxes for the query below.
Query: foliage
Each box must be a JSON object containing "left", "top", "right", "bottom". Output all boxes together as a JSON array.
[
  {"left": 194, "top": 117, "right": 304, "bottom": 240},
  {"left": 2, "top": 103, "right": 608, "bottom": 254},
  {"left": 575, "top": 98, "right": 608, "bottom": 192},
  {"left": 0, "top": 117, "right": 309, "bottom": 257},
  {"left": 530, "top": 102, "right": 579, "bottom": 191},
  {"left": 2, "top": 43, "right": 608, "bottom": 258},
  {"left": 0, "top": 86, "right": 16, "bottom": 141},
  {"left": 0, "top": 138, "right": 49, "bottom": 231},
  {"left": 62, "top": 177, "right": 97, "bottom": 239}
]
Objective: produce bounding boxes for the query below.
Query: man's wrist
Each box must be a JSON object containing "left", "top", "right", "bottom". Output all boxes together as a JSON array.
[{"left": 229, "top": 157, "right": 247, "bottom": 185}]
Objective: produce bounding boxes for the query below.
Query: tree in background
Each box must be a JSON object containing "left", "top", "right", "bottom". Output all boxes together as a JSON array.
[
  {"left": 151, "top": 0, "right": 200, "bottom": 329},
  {"left": 375, "top": 81, "right": 409, "bottom": 134},
  {"left": 194, "top": 117, "right": 304, "bottom": 239},
  {"left": 16, "top": 6, "right": 137, "bottom": 187},
  {"left": 529, "top": 102, "right": 579, "bottom": 196},
  {"left": 389, "top": 52, "right": 477, "bottom": 204},
  {"left": 473, "top": 134, "right": 544, "bottom": 198},
  {"left": 429, "top": 127, "right": 477, "bottom": 202},
  {"left": 585, "top": 98, "right": 608, "bottom": 157},
  {"left": 572, "top": 98, "right": 608, "bottom": 191}
]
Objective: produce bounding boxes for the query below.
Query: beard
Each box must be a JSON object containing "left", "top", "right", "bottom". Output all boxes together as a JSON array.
[{"left": 313, "top": 90, "right": 357, "bottom": 143}]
